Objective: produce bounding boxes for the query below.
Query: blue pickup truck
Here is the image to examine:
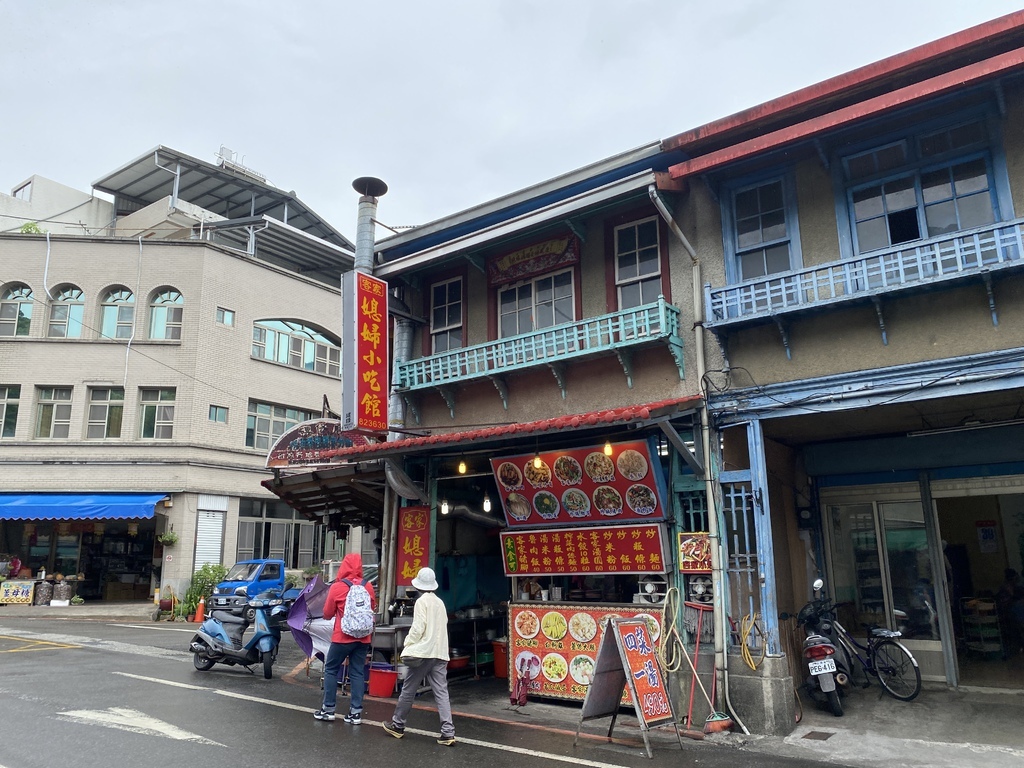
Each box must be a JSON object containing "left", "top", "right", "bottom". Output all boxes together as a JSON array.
[{"left": 209, "top": 559, "right": 299, "bottom": 611}]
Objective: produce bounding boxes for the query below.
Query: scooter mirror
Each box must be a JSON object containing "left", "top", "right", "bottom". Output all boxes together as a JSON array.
[{"left": 812, "top": 578, "right": 824, "bottom": 592}]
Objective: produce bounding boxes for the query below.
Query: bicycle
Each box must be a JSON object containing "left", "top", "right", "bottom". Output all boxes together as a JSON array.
[{"left": 830, "top": 614, "right": 921, "bottom": 701}]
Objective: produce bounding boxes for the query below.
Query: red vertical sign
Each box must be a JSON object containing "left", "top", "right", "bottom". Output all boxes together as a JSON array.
[
  {"left": 395, "top": 505, "right": 430, "bottom": 587},
  {"left": 342, "top": 271, "right": 389, "bottom": 434}
]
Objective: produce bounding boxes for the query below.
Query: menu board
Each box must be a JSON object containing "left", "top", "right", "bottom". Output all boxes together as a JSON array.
[
  {"left": 501, "top": 523, "right": 668, "bottom": 577},
  {"left": 508, "top": 602, "right": 664, "bottom": 702},
  {"left": 491, "top": 439, "right": 667, "bottom": 529},
  {"left": 613, "top": 619, "right": 674, "bottom": 729}
]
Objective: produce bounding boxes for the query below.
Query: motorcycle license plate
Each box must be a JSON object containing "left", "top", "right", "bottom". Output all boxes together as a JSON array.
[{"left": 809, "top": 659, "right": 837, "bottom": 675}]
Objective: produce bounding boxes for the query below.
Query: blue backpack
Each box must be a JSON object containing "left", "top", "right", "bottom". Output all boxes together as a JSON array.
[{"left": 340, "top": 579, "right": 375, "bottom": 638}]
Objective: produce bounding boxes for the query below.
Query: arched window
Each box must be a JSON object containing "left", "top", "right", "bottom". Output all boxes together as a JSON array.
[
  {"left": 47, "top": 285, "right": 85, "bottom": 338},
  {"left": 252, "top": 320, "right": 340, "bottom": 376},
  {"left": 100, "top": 288, "right": 134, "bottom": 339},
  {"left": 149, "top": 289, "right": 183, "bottom": 340},
  {"left": 0, "top": 284, "right": 33, "bottom": 337}
]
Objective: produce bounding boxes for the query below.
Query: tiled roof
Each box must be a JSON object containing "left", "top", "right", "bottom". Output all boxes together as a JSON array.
[{"left": 322, "top": 395, "right": 702, "bottom": 460}]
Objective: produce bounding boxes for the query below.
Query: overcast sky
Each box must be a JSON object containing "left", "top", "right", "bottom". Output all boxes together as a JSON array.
[{"left": 2, "top": 1, "right": 1022, "bottom": 237}]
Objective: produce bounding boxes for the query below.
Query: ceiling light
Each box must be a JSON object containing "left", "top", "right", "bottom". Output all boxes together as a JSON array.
[
  {"left": 483, "top": 494, "right": 491, "bottom": 513},
  {"left": 604, "top": 440, "right": 613, "bottom": 456},
  {"left": 440, "top": 499, "right": 449, "bottom": 516},
  {"left": 458, "top": 459, "right": 467, "bottom": 474},
  {"left": 533, "top": 454, "right": 542, "bottom": 469}
]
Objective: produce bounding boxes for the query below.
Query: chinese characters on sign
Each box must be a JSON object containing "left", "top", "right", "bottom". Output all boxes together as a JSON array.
[
  {"left": 341, "top": 270, "right": 389, "bottom": 434},
  {"left": 395, "top": 506, "right": 430, "bottom": 587},
  {"left": 491, "top": 440, "right": 667, "bottom": 529},
  {"left": 508, "top": 603, "right": 663, "bottom": 702},
  {"left": 265, "top": 418, "right": 369, "bottom": 467},
  {"left": 678, "top": 532, "right": 712, "bottom": 574},
  {"left": 614, "top": 619, "right": 674, "bottom": 728},
  {"left": 487, "top": 235, "right": 579, "bottom": 286},
  {"left": 0, "top": 580, "right": 35, "bottom": 604},
  {"left": 500, "top": 523, "right": 668, "bottom": 577}
]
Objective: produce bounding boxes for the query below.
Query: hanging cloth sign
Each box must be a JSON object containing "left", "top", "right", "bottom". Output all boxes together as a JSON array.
[{"left": 487, "top": 235, "right": 579, "bottom": 286}]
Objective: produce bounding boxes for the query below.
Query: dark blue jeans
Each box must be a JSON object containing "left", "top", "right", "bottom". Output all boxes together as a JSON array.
[{"left": 322, "top": 641, "right": 369, "bottom": 714}]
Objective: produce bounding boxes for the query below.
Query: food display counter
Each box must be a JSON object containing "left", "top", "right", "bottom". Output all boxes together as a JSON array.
[{"left": 508, "top": 601, "right": 664, "bottom": 701}]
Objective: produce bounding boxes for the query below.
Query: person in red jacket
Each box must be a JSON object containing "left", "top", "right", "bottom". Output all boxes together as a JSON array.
[{"left": 313, "top": 552, "right": 376, "bottom": 724}]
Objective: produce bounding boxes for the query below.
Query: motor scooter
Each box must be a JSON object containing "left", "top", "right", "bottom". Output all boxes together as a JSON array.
[
  {"left": 189, "top": 588, "right": 287, "bottom": 679},
  {"left": 792, "top": 578, "right": 849, "bottom": 716}
]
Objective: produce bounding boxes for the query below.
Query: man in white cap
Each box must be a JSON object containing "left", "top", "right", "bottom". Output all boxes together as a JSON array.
[{"left": 382, "top": 566, "right": 455, "bottom": 745}]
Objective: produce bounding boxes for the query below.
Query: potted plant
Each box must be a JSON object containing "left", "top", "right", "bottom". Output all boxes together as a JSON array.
[
  {"left": 70, "top": 595, "right": 85, "bottom": 605},
  {"left": 302, "top": 566, "right": 321, "bottom": 583},
  {"left": 157, "top": 529, "right": 179, "bottom": 547}
]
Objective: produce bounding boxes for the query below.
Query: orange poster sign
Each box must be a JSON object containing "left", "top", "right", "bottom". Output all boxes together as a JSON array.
[{"left": 613, "top": 619, "right": 674, "bottom": 728}]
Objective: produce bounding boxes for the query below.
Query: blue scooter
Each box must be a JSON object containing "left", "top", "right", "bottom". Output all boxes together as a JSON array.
[{"left": 190, "top": 589, "right": 287, "bottom": 679}]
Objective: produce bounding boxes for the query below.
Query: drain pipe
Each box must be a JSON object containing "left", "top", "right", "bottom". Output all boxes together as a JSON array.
[{"left": 649, "top": 184, "right": 748, "bottom": 734}]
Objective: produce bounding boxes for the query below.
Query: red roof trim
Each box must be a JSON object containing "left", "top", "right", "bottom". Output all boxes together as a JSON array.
[
  {"left": 660, "top": 10, "right": 1024, "bottom": 153},
  {"left": 667, "top": 48, "right": 1024, "bottom": 181},
  {"left": 321, "top": 395, "right": 703, "bottom": 460}
]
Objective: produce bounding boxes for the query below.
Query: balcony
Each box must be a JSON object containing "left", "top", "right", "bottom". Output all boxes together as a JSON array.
[
  {"left": 705, "top": 220, "right": 1024, "bottom": 353},
  {"left": 395, "top": 298, "right": 685, "bottom": 419}
]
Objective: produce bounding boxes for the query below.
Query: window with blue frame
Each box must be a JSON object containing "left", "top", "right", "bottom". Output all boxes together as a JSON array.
[
  {"left": 844, "top": 119, "right": 997, "bottom": 254},
  {"left": 251, "top": 319, "right": 340, "bottom": 376},
  {"left": 724, "top": 177, "right": 800, "bottom": 282}
]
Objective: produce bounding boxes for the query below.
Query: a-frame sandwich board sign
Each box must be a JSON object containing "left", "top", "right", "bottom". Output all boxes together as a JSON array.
[{"left": 573, "top": 617, "right": 683, "bottom": 758}]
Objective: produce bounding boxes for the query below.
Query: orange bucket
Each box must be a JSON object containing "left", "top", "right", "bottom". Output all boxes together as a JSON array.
[{"left": 492, "top": 640, "right": 508, "bottom": 679}]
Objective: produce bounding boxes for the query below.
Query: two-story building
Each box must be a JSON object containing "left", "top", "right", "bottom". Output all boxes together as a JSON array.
[
  {"left": 0, "top": 146, "right": 359, "bottom": 603},
  {"left": 266, "top": 10, "right": 1024, "bottom": 733}
]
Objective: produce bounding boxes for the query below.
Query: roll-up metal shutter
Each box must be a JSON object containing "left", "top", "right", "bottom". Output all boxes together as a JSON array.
[{"left": 194, "top": 495, "right": 228, "bottom": 571}]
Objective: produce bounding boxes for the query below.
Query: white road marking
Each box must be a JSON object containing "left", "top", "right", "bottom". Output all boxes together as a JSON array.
[
  {"left": 115, "top": 672, "right": 631, "bottom": 768},
  {"left": 59, "top": 706, "right": 226, "bottom": 746},
  {"left": 0, "top": 627, "right": 187, "bottom": 661},
  {"left": 108, "top": 623, "right": 197, "bottom": 633}
]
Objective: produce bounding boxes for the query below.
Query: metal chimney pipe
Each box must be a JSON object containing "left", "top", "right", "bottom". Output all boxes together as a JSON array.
[{"left": 351, "top": 177, "right": 387, "bottom": 273}]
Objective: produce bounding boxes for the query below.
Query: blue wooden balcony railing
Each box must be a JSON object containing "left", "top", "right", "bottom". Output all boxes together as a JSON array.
[
  {"left": 706, "top": 219, "right": 1024, "bottom": 328},
  {"left": 396, "top": 297, "right": 685, "bottom": 419}
]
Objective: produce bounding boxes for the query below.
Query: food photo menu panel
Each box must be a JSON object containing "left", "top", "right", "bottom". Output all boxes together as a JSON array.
[
  {"left": 508, "top": 603, "right": 665, "bottom": 702},
  {"left": 490, "top": 439, "right": 667, "bottom": 529}
]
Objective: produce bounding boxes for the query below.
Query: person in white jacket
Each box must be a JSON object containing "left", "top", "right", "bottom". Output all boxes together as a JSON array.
[{"left": 382, "top": 567, "right": 455, "bottom": 745}]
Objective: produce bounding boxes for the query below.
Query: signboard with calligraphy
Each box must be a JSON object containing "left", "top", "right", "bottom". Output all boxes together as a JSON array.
[
  {"left": 395, "top": 506, "right": 431, "bottom": 587},
  {"left": 573, "top": 618, "right": 681, "bottom": 758},
  {"left": 341, "top": 270, "right": 389, "bottom": 435},
  {"left": 0, "top": 580, "right": 35, "bottom": 604},
  {"left": 508, "top": 602, "right": 663, "bottom": 703},
  {"left": 266, "top": 419, "right": 370, "bottom": 468},
  {"left": 491, "top": 439, "right": 667, "bottom": 529},
  {"left": 500, "top": 523, "right": 668, "bottom": 577},
  {"left": 487, "top": 234, "right": 579, "bottom": 286}
]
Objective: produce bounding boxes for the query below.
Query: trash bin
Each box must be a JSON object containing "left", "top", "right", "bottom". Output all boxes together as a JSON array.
[{"left": 492, "top": 640, "right": 508, "bottom": 679}]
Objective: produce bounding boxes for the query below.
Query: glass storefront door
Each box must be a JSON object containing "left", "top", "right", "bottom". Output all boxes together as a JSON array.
[{"left": 826, "top": 500, "right": 942, "bottom": 641}]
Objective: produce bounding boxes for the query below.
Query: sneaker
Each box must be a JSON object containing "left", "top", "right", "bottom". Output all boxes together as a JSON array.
[
  {"left": 436, "top": 737, "right": 456, "bottom": 746},
  {"left": 342, "top": 712, "right": 362, "bottom": 725},
  {"left": 382, "top": 722, "right": 405, "bottom": 739},
  {"left": 313, "top": 710, "right": 335, "bottom": 721}
]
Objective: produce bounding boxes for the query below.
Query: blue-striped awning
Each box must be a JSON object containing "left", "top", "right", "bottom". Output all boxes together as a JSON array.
[{"left": 0, "top": 493, "right": 166, "bottom": 521}]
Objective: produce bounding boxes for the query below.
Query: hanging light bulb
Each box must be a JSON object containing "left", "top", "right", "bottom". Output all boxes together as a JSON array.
[
  {"left": 127, "top": 522, "right": 139, "bottom": 537},
  {"left": 533, "top": 453, "right": 542, "bottom": 469},
  {"left": 458, "top": 459, "right": 467, "bottom": 475},
  {"left": 483, "top": 494, "right": 492, "bottom": 513},
  {"left": 603, "top": 440, "right": 613, "bottom": 456},
  {"left": 440, "top": 499, "right": 450, "bottom": 515}
]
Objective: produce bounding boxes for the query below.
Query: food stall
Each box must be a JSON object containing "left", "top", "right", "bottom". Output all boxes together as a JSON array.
[{"left": 494, "top": 439, "right": 671, "bottom": 701}]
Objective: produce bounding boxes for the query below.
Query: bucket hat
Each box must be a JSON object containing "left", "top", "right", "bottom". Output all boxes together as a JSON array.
[{"left": 412, "top": 567, "right": 438, "bottom": 591}]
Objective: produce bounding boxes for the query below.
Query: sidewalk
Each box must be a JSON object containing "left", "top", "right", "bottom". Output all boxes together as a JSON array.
[{"left": 6, "top": 600, "right": 1024, "bottom": 767}]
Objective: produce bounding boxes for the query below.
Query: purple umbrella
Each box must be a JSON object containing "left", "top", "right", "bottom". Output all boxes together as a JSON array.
[{"left": 287, "top": 576, "right": 335, "bottom": 661}]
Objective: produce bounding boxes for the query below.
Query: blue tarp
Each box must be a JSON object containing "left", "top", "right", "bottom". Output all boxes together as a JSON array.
[{"left": 0, "top": 493, "right": 165, "bottom": 521}]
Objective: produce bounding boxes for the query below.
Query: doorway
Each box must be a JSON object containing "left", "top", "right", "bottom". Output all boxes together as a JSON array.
[{"left": 936, "top": 495, "right": 1024, "bottom": 688}]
